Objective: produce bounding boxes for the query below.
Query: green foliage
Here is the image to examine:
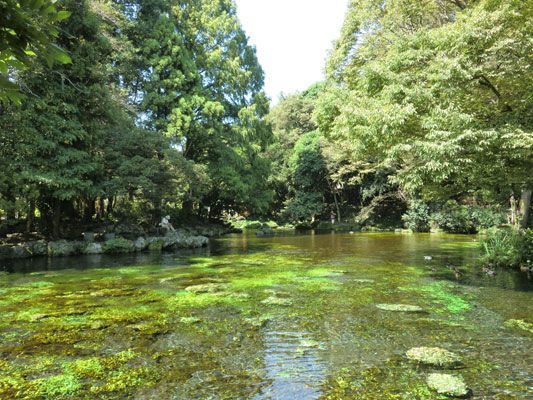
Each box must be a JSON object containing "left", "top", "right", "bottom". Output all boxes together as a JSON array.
[
  {"left": 482, "top": 228, "right": 533, "bottom": 268},
  {"left": 402, "top": 200, "right": 431, "bottom": 232},
  {"left": 319, "top": 0, "right": 533, "bottom": 202},
  {"left": 0, "top": 0, "right": 71, "bottom": 103},
  {"left": 285, "top": 191, "right": 323, "bottom": 221},
  {"left": 430, "top": 201, "right": 477, "bottom": 234},
  {"left": 430, "top": 201, "right": 505, "bottom": 233}
]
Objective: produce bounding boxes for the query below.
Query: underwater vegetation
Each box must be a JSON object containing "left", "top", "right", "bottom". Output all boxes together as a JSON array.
[{"left": 0, "top": 232, "right": 531, "bottom": 399}]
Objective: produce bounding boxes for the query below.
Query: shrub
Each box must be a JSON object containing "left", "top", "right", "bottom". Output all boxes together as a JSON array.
[
  {"left": 430, "top": 202, "right": 505, "bottom": 234},
  {"left": 470, "top": 206, "right": 506, "bottom": 230},
  {"left": 481, "top": 228, "right": 533, "bottom": 268},
  {"left": 402, "top": 200, "right": 430, "bottom": 232},
  {"left": 430, "top": 201, "right": 476, "bottom": 234}
]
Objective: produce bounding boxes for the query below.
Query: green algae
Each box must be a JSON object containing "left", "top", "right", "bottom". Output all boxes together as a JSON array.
[
  {"left": 0, "top": 232, "right": 531, "bottom": 399},
  {"left": 440, "top": 241, "right": 480, "bottom": 249},
  {"left": 504, "top": 319, "right": 533, "bottom": 334},
  {"left": 399, "top": 281, "right": 472, "bottom": 314}
]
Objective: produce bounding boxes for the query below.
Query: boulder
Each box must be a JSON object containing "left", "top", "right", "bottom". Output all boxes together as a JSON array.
[
  {"left": 27, "top": 240, "right": 48, "bottom": 256},
  {"left": 83, "top": 242, "right": 103, "bottom": 255},
  {"left": 48, "top": 240, "right": 82, "bottom": 257},
  {"left": 12, "top": 245, "right": 31, "bottom": 258},
  {"left": 426, "top": 373, "right": 470, "bottom": 397},
  {"left": 134, "top": 237, "right": 147, "bottom": 251}
]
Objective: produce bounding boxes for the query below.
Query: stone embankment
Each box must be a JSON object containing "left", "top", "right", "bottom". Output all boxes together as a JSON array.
[{"left": 0, "top": 226, "right": 237, "bottom": 260}]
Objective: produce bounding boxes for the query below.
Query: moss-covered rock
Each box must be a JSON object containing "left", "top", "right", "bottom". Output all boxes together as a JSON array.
[
  {"left": 406, "top": 347, "right": 461, "bottom": 367},
  {"left": 47, "top": 240, "right": 82, "bottom": 257},
  {"left": 147, "top": 238, "right": 164, "bottom": 252},
  {"left": 102, "top": 238, "right": 135, "bottom": 254},
  {"left": 426, "top": 373, "right": 470, "bottom": 397}
]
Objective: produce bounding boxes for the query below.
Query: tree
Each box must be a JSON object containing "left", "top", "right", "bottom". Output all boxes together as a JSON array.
[
  {"left": 111, "top": 0, "right": 272, "bottom": 216},
  {"left": 317, "top": 0, "right": 533, "bottom": 208},
  {"left": 0, "top": 0, "right": 71, "bottom": 103}
]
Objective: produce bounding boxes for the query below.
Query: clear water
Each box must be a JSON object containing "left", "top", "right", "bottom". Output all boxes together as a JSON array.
[{"left": 0, "top": 231, "right": 532, "bottom": 399}]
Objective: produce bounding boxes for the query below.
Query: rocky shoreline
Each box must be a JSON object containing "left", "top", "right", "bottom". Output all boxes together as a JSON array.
[{"left": 0, "top": 225, "right": 239, "bottom": 260}]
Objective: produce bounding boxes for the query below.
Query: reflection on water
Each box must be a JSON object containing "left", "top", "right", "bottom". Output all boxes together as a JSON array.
[{"left": 1, "top": 231, "right": 532, "bottom": 399}]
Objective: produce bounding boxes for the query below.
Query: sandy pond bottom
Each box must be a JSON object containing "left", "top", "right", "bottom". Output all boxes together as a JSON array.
[{"left": 0, "top": 232, "right": 532, "bottom": 399}]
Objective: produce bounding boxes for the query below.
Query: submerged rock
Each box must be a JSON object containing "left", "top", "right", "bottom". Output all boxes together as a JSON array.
[
  {"left": 376, "top": 304, "right": 423, "bottom": 312},
  {"left": 184, "top": 283, "right": 227, "bottom": 294},
  {"left": 180, "top": 317, "right": 201, "bottom": 324},
  {"left": 243, "top": 316, "right": 271, "bottom": 328},
  {"left": 261, "top": 296, "right": 292, "bottom": 306},
  {"left": 353, "top": 278, "right": 375, "bottom": 283},
  {"left": 406, "top": 347, "right": 461, "bottom": 367},
  {"left": 426, "top": 373, "right": 470, "bottom": 397}
]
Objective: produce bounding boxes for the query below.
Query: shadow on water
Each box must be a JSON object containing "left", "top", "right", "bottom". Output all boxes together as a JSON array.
[{"left": 0, "top": 231, "right": 532, "bottom": 399}]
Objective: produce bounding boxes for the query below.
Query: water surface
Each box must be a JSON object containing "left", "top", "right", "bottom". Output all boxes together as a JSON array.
[{"left": 1, "top": 231, "right": 532, "bottom": 399}]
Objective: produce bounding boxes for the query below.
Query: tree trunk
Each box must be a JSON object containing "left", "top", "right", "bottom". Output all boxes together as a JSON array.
[
  {"left": 106, "top": 197, "right": 114, "bottom": 215},
  {"left": 52, "top": 199, "right": 61, "bottom": 238},
  {"left": 26, "top": 199, "right": 36, "bottom": 233},
  {"left": 520, "top": 189, "right": 532, "bottom": 229},
  {"left": 333, "top": 191, "right": 341, "bottom": 223},
  {"left": 98, "top": 197, "right": 105, "bottom": 219},
  {"left": 84, "top": 198, "right": 96, "bottom": 222}
]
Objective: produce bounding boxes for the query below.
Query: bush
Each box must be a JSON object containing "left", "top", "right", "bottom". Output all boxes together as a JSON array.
[
  {"left": 481, "top": 228, "right": 533, "bottom": 268},
  {"left": 402, "top": 200, "right": 431, "bottom": 232},
  {"left": 430, "top": 201, "right": 505, "bottom": 234},
  {"left": 430, "top": 201, "right": 476, "bottom": 234},
  {"left": 470, "top": 206, "right": 506, "bottom": 230}
]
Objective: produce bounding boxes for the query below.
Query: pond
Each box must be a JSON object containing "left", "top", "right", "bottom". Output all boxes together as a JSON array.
[{"left": 0, "top": 231, "right": 532, "bottom": 399}]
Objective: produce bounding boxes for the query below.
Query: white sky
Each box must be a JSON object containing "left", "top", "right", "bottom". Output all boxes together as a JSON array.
[{"left": 234, "top": 0, "right": 348, "bottom": 104}]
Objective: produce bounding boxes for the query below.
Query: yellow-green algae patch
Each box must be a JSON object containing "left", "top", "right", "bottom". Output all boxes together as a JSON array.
[
  {"left": 504, "top": 319, "right": 533, "bottom": 334},
  {"left": 398, "top": 281, "right": 472, "bottom": 314}
]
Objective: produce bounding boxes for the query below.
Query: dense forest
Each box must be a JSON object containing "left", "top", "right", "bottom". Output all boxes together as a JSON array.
[{"left": 1, "top": 0, "right": 532, "bottom": 262}]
